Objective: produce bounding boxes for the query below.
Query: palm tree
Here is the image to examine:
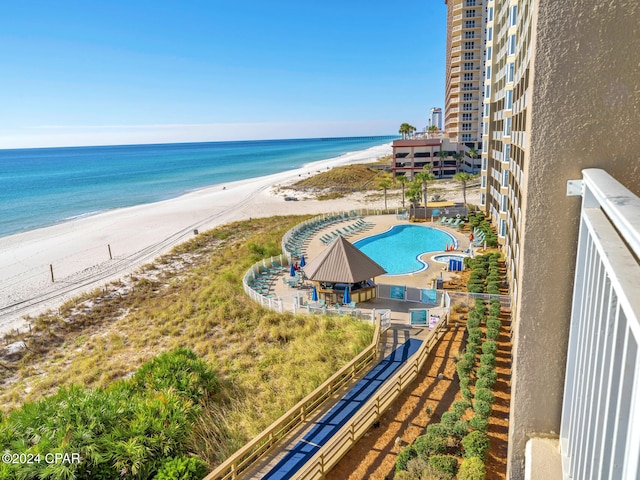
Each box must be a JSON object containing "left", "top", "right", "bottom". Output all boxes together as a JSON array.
[
  {"left": 427, "top": 125, "right": 438, "bottom": 138},
  {"left": 378, "top": 178, "right": 392, "bottom": 211},
  {"left": 397, "top": 175, "right": 407, "bottom": 209},
  {"left": 407, "top": 180, "right": 422, "bottom": 219},
  {"left": 453, "top": 172, "right": 476, "bottom": 207},
  {"left": 437, "top": 149, "right": 448, "bottom": 178},
  {"left": 414, "top": 167, "right": 436, "bottom": 221},
  {"left": 398, "top": 123, "right": 417, "bottom": 139},
  {"left": 453, "top": 152, "right": 464, "bottom": 169}
]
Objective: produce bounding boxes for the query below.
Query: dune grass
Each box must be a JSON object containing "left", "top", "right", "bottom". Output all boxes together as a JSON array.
[{"left": 0, "top": 216, "right": 375, "bottom": 468}]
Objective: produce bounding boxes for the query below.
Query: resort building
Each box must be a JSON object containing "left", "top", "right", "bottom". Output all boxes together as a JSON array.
[
  {"left": 443, "top": 0, "right": 485, "bottom": 150},
  {"left": 469, "top": 0, "right": 640, "bottom": 477},
  {"left": 391, "top": 137, "right": 462, "bottom": 180}
]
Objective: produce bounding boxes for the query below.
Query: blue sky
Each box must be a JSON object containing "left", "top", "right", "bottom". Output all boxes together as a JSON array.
[{"left": 0, "top": 1, "right": 447, "bottom": 148}]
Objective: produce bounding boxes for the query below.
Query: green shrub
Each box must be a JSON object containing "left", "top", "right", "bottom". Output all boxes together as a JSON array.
[
  {"left": 490, "top": 304, "right": 502, "bottom": 317},
  {"left": 154, "top": 455, "right": 209, "bottom": 480},
  {"left": 468, "top": 284, "right": 485, "bottom": 294},
  {"left": 477, "top": 368, "right": 498, "bottom": 386},
  {"left": 485, "top": 328, "right": 500, "bottom": 341},
  {"left": 469, "top": 415, "right": 489, "bottom": 432},
  {"left": 131, "top": 348, "right": 219, "bottom": 402},
  {"left": 473, "top": 399, "right": 492, "bottom": 418},
  {"left": 428, "top": 455, "right": 459, "bottom": 478},
  {"left": 459, "top": 376, "right": 470, "bottom": 389},
  {"left": 468, "top": 328, "right": 483, "bottom": 345},
  {"left": 475, "top": 377, "right": 496, "bottom": 390},
  {"left": 480, "top": 353, "right": 496, "bottom": 368},
  {"left": 413, "top": 432, "right": 448, "bottom": 458},
  {"left": 457, "top": 359, "right": 474, "bottom": 379},
  {"left": 453, "top": 419, "right": 470, "bottom": 439},
  {"left": 426, "top": 423, "right": 449, "bottom": 438},
  {"left": 466, "top": 342, "right": 479, "bottom": 356},
  {"left": 441, "top": 412, "right": 459, "bottom": 433},
  {"left": 481, "top": 341, "right": 497, "bottom": 356},
  {"left": 462, "top": 387, "right": 473, "bottom": 402},
  {"left": 463, "top": 351, "right": 476, "bottom": 366},
  {"left": 453, "top": 400, "right": 471, "bottom": 419},
  {"left": 392, "top": 470, "right": 416, "bottom": 480},
  {"left": 461, "top": 431, "right": 490, "bottom": 460},
  {"left": 486, "top": 318, "right": 502, "bottom": 331},
  {"left": 458, "top": 456, "right": 487, "bottom": 480},
  {"left": 474, "top": 388, "right": 495, "bottom": 405},
  {"left": 486, "top": 284, "right": 500, "bottom": 295},
  {"left": 466, "top": 313, "right": 481, "bottom": 329},
  {"left": 396, "top": 446, "right": 418, "bottom": 471}
]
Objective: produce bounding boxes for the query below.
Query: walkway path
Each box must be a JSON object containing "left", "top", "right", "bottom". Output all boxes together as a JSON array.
[{"left": 260, "top": 338, "right": 422, "bottom": 480}]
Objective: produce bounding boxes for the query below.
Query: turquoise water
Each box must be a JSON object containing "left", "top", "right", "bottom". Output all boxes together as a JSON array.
[
  {"left": 354, "top": 225, "right": 456, "bottom": 275},
  {"left": 0, "top": 136, "right": 396, "bottom": 238}
]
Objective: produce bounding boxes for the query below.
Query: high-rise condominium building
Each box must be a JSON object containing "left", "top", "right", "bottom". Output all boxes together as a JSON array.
[
  {"left": 461, "top": 0, "right": 640, "bottom": 477},
  {"left": 429, "top": 107, "right": 443, "bottom": 130},
  {"left": 444, "top": 0, "right": 485, "bottom": 172}
]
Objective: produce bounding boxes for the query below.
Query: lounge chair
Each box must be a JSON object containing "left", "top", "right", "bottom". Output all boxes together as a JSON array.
[
  {"left": 451, "top": 218, "right": 461, "bottom": 226},
  {"left": 439, "top": 216, "right": 448, "bottom": 224},
  {"left": 446, "top": 218, "right": 454, "bottom": 224}
]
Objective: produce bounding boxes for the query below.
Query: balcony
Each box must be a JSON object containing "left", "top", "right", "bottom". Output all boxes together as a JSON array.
[{"left": 526, "top": 169, "right": 640, "bottom": 479}]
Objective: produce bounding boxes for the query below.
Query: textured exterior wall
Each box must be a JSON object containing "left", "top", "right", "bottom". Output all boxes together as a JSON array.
[{"left": 508, "top": 1, "right": 640, "bottom": 478}]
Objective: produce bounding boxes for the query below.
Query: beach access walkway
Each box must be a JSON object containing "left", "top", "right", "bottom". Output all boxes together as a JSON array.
[{"left": 239, "top": 321, "right": 435, "bottom": 479}]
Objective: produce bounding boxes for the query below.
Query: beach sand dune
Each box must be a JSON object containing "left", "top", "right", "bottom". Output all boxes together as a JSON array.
[{"left": 0, "top": 144, "right": 392, "bottom": 335}]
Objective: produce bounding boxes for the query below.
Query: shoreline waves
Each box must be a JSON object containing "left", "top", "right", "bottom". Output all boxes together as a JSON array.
[{"left": 0, "top": 142, "right": 392, "bottom": 335}]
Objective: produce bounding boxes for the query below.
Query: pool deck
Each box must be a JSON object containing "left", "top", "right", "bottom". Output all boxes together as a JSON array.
[{"left": 273, "top": 214, "right": 472, "bottom": 309}]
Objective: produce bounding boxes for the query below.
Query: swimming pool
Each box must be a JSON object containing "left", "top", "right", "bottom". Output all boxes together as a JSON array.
[
  {"left": 354, "top": 224, "right": 456, "bottom": 275},
  {"left": 432, "top": 254, "right": 466, "bottom": 264}
]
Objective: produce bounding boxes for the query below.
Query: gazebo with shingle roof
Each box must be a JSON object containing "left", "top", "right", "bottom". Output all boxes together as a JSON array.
[{"left": 302, "top": 236, "right": 386, "bottom": 305}]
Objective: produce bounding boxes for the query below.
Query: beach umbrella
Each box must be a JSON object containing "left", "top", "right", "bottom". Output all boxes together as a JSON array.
[
  {"left": 300, "top": 255, "right": 306, "bottom": 267},
  {"left": 290, "top": 263, "right": 296, "bottom": 276},
  {"left": 311, "top": 285, "right": 318, "bottom": 302},
  {"left": 343, "top": 285, "right": 351, "bottom": 305}
]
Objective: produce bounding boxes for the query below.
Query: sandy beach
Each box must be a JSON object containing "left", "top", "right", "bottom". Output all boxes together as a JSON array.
[{"left": 0, "top": 144, "right": 394, "bottom": 335}]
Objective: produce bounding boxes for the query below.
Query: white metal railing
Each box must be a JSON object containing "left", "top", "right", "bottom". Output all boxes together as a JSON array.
[{"left": 560, "top": 169, "right": 640, "bottom": 479}]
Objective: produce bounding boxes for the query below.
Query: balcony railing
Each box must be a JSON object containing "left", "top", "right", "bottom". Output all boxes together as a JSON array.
[{"left": 559, "top": 169, "right": 640, "bottom": 479}]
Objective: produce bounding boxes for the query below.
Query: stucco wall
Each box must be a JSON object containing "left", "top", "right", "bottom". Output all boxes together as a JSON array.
[{"left": 508, "top": 1, "right": 640, "bottom": 477}]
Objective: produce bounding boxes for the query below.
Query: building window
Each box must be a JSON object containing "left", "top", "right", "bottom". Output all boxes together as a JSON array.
[
  {"left": 487, "top": 46, "right": 492, "bottom": 61},
  {"left": 499, "top": 219, "right": 507, "bottom": 237},
  {"left": 488, "top": 7, "right": 494, "bottom": 22},
  {"left": 464, "top": 72, "right": 474, "bottom": 81},
  {"left": 504, "top": 143, "right": 511, "bottom": 162},
  {"left": 466, "top": 9, "right": 476, "bottom": 18},
  {"left": 463, "top": 82, "right": 474, "bottom": 91},
  {"left": 481, "top": 175, "right": 487, "bottom": 188},
  {"left": 466, "top": 0, "right": 476, "bottom": 6},
  {"left": 482, "top": 140, "right": 488, "bottom": 153},
  {"left": 464, "top": 52, "right": 475, "bottom": 60},
  {"left": 502, "top": 170, "right": 509, "bottom": 187},
  {"left": 462, "top": 113, "right": 472, "bottom": 121},
  {"left": 504, "top": 117, "right": 512, "bottom": 136},
  {"left": 462, "top": 134, "right": 472, "bottom": 142},
  {"left": 505, "top": 90, "right": 513, "bottom": 110},
  {"left": 463, "top": 93, "right": 473, "bottom": 101},
  {"left": 463, "top": 102, "right": 473, "bottom": 110},
  {"left": 487, "top": 26, "right": 493, "bottom": 42},
  {"left": 483, "top": 122, "right": 489, "bottom": 134},
  {"left": 500, "top": 194, "right": 508, "bottom": 212},
  {"left": 508, "top": 34, "right": 516, "bottom": 55},
  {"left": 485, "top": 84, "right": 491, "bottom": 97},
  {"left": 486, "top": 65, "right": 491, "bottom": 80},
  {"left": 464, "top": 41, "right": 476, "bottom": 50},
  {"left": 464, "top": 62, "right": 475, "bottom": 70},
  {"left": 507, "top": 62, "right": 515, "bottom": 83},
  {"left": 465, "top": 20, "right": 476, "bottom": 28},
  {"left": 483, "top": 103, "right": 490, "bottom": 116},
  {"left": 510, "top": 5, "right": 518, "bottom": 27},
  {"left": 482, "top": 157, "right": 487, "bottom": 170},
  {"left": 462, "top": 123, "right": 472, "bottom": 131},
  {"left": 465, "top": 31, "right": 476, "bottom": 39}
]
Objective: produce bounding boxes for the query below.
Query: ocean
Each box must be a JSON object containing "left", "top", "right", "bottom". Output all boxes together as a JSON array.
[{"left": 0, "top": 136, "right": 396, "bottom": 238}]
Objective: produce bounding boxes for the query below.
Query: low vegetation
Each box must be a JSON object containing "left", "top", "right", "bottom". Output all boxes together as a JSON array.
[
  {"left": 395, "top": 298, "right": 504, "bottom": 479},
  {"left": 290, "top": 164, "right": 384, "bottom": 191},
  {"left": 464, "top": 253, "right": 504, "bottom": 294},
  {"left": 0, "top": 217, "right": 375, "bottom": 478},
  {"left": 468, "top": 212, "right": 498, "bottom": 247}
]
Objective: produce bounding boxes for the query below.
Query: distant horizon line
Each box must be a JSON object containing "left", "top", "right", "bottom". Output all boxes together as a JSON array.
[{"left": 0, "top": 134, "right": 400, "bottom": 152}]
